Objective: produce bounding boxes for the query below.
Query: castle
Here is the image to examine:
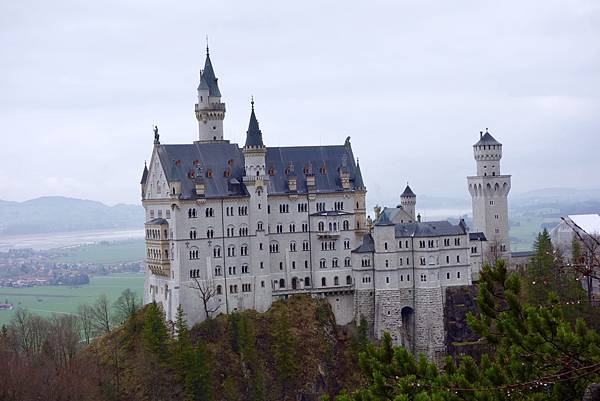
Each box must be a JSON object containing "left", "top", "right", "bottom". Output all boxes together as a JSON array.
[{"left": 141, "top": 48, "right": 511, "bottom": 360}]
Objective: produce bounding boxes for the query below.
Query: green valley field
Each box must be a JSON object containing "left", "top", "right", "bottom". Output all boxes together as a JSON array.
[{"left": 0, "top": 273, "right": 144, "bottom": 325}]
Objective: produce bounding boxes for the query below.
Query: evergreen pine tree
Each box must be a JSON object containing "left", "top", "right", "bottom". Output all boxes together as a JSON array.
[
  {"left": 184, "top": 342, "right": 213, "bottom": 401},
  {"left": 337, "top": 260, "right": 600, "bottom": 401},
  {"left": 141, "top": 301, "right": 169, "bottom": 360}
]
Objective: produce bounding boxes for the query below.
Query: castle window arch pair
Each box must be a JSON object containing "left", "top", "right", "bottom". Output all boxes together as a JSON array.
[
  {"left": 189, "top": 228, "right": 197, "bottom": 240},
  {"left": 206, "top": 227, "right": 215, "bottom": 239}
]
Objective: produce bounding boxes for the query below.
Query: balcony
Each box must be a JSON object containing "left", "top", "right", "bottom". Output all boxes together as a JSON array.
[
  {"left": 147, "top": 259, "right": 171, "bottom": 278},
  {"left": 272, "top": 284, "right": 354, "bottom": 296},
  {"left": 317, "top": 229, "right": 340, "bottom": 239}
]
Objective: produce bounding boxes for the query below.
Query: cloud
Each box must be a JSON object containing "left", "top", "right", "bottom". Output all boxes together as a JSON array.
[{"left": 0, "top": 0, "right": 599, "bottom": 205}]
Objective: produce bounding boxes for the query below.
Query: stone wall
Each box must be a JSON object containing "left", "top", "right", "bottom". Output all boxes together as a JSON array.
[
  {"left": 374, "top": 289, "right": 414, "bottom": 346},
  {"left": 415, "top": 287, "right": 446, "bottom": 363},
  {"left": 353, "top": 289, "right": 375, "bottom": 330}
]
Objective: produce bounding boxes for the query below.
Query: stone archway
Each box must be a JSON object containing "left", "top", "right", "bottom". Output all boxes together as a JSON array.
[{"left": 400, "top": 306, "right": 415, "bottom": 353}]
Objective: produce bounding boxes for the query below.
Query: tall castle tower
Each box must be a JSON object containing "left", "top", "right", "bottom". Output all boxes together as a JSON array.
[
  {"left": 467, "top": 129, "right": 511, "bottom": 261},
  {"left": 195, "top": 47, "right": 226, "bottom": 142}
]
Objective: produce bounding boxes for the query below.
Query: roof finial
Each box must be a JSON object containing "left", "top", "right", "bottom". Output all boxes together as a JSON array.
[
  {"left": 251, "top": 95, "right": 254, "bottom": 111},
  {"left": 206, "top": 35, "right": 209, "bottom": 56},
  {"left": 485, "top": 127, "right": 489, "bottom": 133},
  {"left": 480, "top": 130, "right": 483, "bottom": 139}
]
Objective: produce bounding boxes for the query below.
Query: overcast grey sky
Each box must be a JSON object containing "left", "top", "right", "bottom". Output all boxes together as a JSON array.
[{"left": 1, "top": 0, "right": 599, "bottom": 206}]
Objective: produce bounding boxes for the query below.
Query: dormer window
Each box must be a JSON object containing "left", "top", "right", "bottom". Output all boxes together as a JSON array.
[
  {"left": 224, "top": 169, "right": 231, "bottom": 177},
  {"left": 268, "top": 166, "right": 275, "bottom": 176},
  {"left": 319, "top": 165, "right": 327, "bottom": 175},
  {"left": 227, "top": 159, "right": 234, "bottom": 166},
  {"left": 206, "top": 169, "right": 213, "bottom": 178}
]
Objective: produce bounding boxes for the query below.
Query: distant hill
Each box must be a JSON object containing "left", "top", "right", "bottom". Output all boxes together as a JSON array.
[{"left": 0, "top": 196, "right": 144, "bottom": 235}]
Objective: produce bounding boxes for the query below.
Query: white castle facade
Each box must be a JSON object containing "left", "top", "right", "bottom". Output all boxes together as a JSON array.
[{"left": 141, "top": 49, "right": 511, "bottom": 360}]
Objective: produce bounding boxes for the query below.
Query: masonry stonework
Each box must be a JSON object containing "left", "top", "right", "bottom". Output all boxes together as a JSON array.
[{"left": 141, "top": 49, "right": 513, "bottom": 363}]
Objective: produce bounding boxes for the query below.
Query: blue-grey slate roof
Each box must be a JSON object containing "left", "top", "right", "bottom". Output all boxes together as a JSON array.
[
  {"left": 375, "top": 211, "right": 394, "bottom": 226},
  {"left": 352, "top": 233, "right": 375, "bottom": 253},
  {"left": 354, "top": 160, "right": 365, "bottom": 189},
  {"left": 140, "top": 163, "right": 148, "bottom": 185},
  {"left": 155, "top": 141, "right": 363, "bottom": 199},
  {"left": 474, "top": 131, "right": 501, "bottom": 146},
  {"left": 146, "top": 218, "right": 168, "bottom": 225},
  {"left": 197, "top": 53, "right": 221, "bottom": 97},
  {"left": 469, "top": 232, "right": 487, "bottom": 241},
  {"left": 394, "top": 220, "right": 467, "bottom": 238},
  {"left": 244, "top": 106, "right": 264, "bottom": 148},
  {"left": 401, "top": 184, "right": 416, "bottom": 197}
]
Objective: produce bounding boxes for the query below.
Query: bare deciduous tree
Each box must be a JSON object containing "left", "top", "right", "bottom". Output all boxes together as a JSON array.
[
  {"left": 113, "top": 288, "right": 141, "bottom": 325},
  {"left": 77, "top": 304, "right": 94, "bottom": 344},
  {"left": 90, "top": 294, "right": 112, "bottom": 335},
  {"left": 188, "top": 277, "right": 220, "bottom": 320}
]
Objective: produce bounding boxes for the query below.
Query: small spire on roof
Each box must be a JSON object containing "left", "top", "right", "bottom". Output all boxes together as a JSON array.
[
  {"left": 206, "top": 34, "right": 209, "bottom": 55},
  {"left": 251, "top": 95, "right": 254, "bottom": 111}
]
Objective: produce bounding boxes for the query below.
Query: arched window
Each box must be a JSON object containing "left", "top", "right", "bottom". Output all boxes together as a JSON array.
[
  {"left": 279, "top": 278, "right": 285, "bottom": 288},
  {"left": 343, "top": 220, "right": 349, "bottom": 230},
  {"left": 213, "top": 246, "right": 221, "bottom": 258},
  {"left": 321, "top": 277, "right": 327, "bottom": 286},
  {"left": 318, "top": 221, "right": 325, "bottom": 231},
  {"left": 334, "top": 276, "right": 339, "bottom": 286},
  {"left": 189, "top": 229, "right": 197, "bottom": 240},
  {"left": 216, "top": 285, "right": 222, "bottom": 295},
  {"left": 304, "top": 277, "right": 310, "bottom": 287},
  {"left": 346, "top": 275, "right": 352, "bottom": 285},
  {"left": 206, "top": 228, "right": 214, "bottom": 238}
]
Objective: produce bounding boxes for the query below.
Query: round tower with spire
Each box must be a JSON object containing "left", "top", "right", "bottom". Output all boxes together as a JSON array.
[
  {"left": 195, "top": 45, "right": 226, "bottom": 142},
  {"left": 400, "top": 184, "right": 416, "bottom": 221}
]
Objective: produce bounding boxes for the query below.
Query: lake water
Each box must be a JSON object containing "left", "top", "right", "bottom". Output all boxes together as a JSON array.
[{"left": 0, "top": 229, "right": 145, "bottom": 252}]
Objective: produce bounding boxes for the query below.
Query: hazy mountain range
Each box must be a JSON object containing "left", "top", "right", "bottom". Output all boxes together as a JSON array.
[
  {"left": 0, "top": 188, "right": 598, "bottom": 236},
  {"left": 0, "top": 197, "right": 144, "bottom": 235}
]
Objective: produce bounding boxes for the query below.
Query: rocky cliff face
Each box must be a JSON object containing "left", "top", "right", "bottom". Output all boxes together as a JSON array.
[{"left": 444, "top": 285, "right": 491, "bottom": 361}]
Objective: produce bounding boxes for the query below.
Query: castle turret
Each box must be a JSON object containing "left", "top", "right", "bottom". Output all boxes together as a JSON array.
[
  {"left": 467, "top": 129, "right": 511, "bottom": 262},
  {"left": 242, "top": 98, "right": 266, "bottom": 178},
  {"left": 195, "top": 46, "right": 226, "bottom": 142},
  {"left": 241, "top": 99, "right": 271, "bottom": 312},
  {"left": 400, "top": 184, "right": 416, "bottom": 221}
]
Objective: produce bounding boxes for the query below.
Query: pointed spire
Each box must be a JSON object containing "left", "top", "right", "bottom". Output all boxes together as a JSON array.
[
  {"left": 197, "top": 44, "right": 221, "bottom": 97},
  {"left": 140, "top": 161, "right": 148, "bottom": 185},
  {"left": 401, "top": 184, "right": 416, "bottom": 198},
  {"left": 244, "top": 97, "right": 264, "bottom": 148},
  {"left": 354, "top": 158, "right": 365, "bottom": 189}
]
